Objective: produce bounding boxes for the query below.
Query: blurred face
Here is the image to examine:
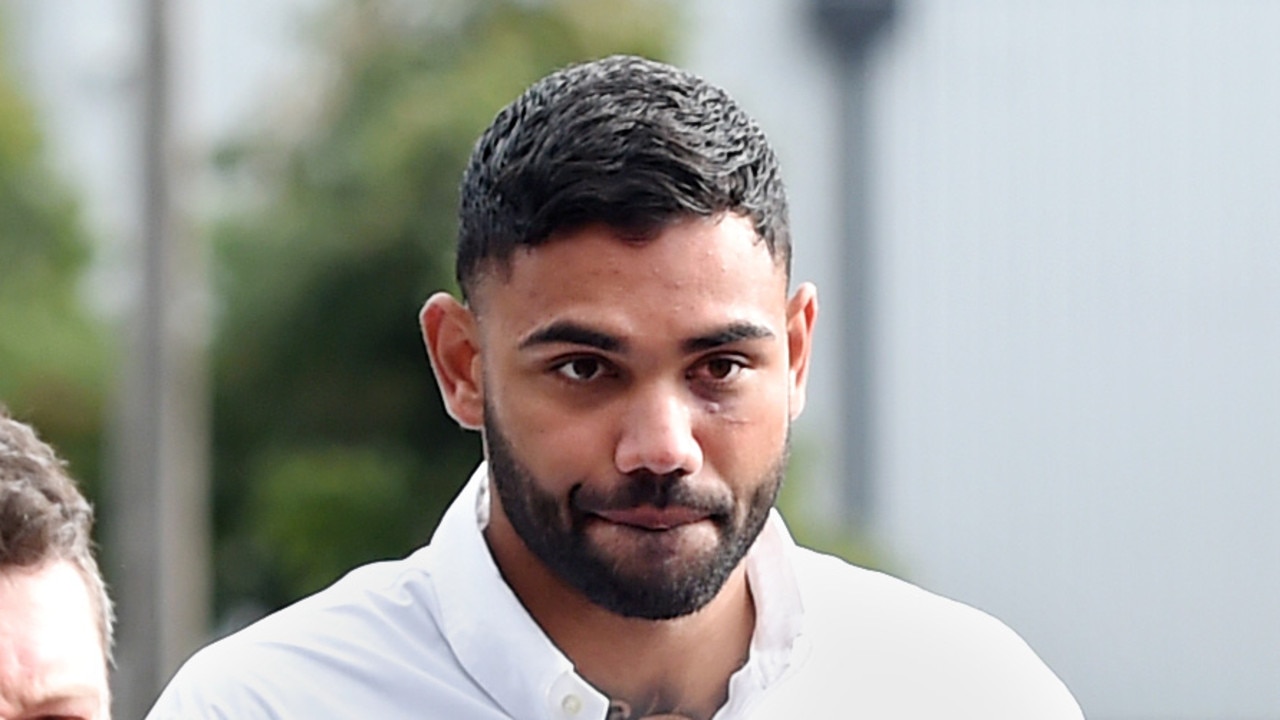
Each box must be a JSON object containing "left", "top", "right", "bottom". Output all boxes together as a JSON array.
[
  {"left": 469, "top": 215, "right": 815, "bottom": 619},
  {"left": 0, "top": 561, "right": 109, "bottom": 720}
]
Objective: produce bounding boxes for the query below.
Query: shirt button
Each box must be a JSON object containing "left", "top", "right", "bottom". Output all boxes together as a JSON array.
[{"left": 561, "top": 694, "right": 583, "bottom": 716}]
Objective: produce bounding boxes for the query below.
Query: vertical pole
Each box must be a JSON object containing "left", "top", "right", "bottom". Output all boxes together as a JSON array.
[
  {"left": 110, "top": 0, "right": 210, "bottom": 715},
  {"left": 809, "top": 0, "right": 895, "bottom": 528},
  {"left": 836, "top": 52, "right": 875, "bottom": 528}
]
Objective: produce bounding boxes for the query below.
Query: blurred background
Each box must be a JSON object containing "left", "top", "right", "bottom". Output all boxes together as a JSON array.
[{"left": 1, "top": 0, "right": 1277, "bottom": 718}]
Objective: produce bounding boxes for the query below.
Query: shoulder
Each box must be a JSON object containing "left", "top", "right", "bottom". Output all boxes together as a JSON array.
[
  {"left": 771, "top": 547, "right": 1083, "bottom": 719},
  {"left": 145, "top": 550, "right": 489, "bottom": 719},
  {"left": 790, "top": 547, "right": 1001, "bottom": 632}
]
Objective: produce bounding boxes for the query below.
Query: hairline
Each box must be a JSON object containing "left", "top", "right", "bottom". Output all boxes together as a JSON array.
[
  {"left": 0, "top": 557, "right": 112, "bottom": 665},
  {"left": 460, "top": 212, "right": 791, "bottom": 307}
]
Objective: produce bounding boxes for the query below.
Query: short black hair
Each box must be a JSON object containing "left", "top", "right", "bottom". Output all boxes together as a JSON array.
[{"left": 456, "top": 55, "right": 790, "bottom": 299}]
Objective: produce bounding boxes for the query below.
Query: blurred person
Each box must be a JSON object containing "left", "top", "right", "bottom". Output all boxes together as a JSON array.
[
  {"left": 147, "top": 56, "right": 1081, "bottom": 718},
  {"left": 0, "top": 409, "right": 112, "bottom": 720}
]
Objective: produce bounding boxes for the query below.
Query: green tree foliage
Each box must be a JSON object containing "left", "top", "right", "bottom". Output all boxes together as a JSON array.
[
  {"left": 211, "top": 0, "right": 674, "bottom": 619},
  {"left": 0, "top": 26, "right": 109, "bottom": 498}
]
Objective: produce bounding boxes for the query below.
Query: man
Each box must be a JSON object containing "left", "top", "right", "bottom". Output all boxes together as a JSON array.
[
  {"left": 148, "top": 55, "right": 1082, "bottom": 718},
  {"left": 0, "top": 409, "right": 113, "bottom": 720}
]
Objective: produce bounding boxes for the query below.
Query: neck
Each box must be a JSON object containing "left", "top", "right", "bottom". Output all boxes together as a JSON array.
[{"left": 484, "top": 493, "right": 757, "bottom": 720}]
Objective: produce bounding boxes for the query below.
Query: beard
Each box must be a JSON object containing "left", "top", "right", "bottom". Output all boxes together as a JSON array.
[{"left": 484, "top": 410, "right": 785, "bottom": 620}]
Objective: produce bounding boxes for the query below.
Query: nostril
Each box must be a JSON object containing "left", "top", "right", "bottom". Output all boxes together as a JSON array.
[{"left": 614, "top": 389, "right": 704, "bottom": 477}]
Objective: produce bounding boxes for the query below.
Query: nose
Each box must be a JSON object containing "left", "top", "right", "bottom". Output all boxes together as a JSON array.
[{"left": 614, "top": 383, "right": 704, "bottom": 478}]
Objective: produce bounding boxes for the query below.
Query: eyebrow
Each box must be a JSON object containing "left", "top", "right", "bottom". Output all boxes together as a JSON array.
[
  {"left": 517, "top": 319, "right": 775, "bottom": 355},
  {"left": 519, "top": 321, "right": 624, "bottom": 352},
  {"left": 682, "top": 321, "right": 776, "bottom": 353}
]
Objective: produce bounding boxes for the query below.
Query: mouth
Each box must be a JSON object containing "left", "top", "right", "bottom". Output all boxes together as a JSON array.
[{"left": 592, "top": 505, "right": 711, "bottom": 531}]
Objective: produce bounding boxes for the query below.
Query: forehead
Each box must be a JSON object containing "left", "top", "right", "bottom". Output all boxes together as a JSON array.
[
  {"left": 0, "top": 562, "right": 106, "bottom": 715},
  {"left": 473, "top": 215, "right": 788, "bottom": 336}
]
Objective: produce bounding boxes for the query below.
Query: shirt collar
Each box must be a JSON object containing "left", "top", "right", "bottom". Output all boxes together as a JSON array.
[
  {"left": 740, "top": 506, "right": 807, "bottom": 688},
  {"left": 427, "top": 463, "right": 805, "bottom": 719}
]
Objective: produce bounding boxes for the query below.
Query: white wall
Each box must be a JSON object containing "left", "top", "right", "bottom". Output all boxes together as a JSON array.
[{"left": 689, "top": 1, "right": 1280, "bottom": 718}]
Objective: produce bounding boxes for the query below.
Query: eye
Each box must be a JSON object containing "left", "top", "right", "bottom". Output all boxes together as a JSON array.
[
  {"left": 554, "top": 356, "right": 609, "bottom": 382},
  {"left": 691, "top": 356, "right": 747, "bottom": 384}
]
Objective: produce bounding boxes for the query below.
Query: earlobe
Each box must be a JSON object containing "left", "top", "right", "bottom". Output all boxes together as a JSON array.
[
  {"left": 420, "top": 293, "right": 485, "bottom": 430},
  {"left": 785, "top": 282, "right": 819, "bottom": 421}
]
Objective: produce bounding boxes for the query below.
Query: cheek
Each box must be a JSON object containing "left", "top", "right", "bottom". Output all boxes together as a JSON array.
[
  {"left": 699, "top": 394, "right": 790, "bottom": 475},
  {"left": 491, "top": 389, "right": 612, "bottom": 483},
  {"left": 532, "top": 422, "right": 608, "bottom": 472}
]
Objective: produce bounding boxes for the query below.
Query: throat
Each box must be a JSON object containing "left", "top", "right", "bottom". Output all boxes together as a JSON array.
[
  {"left": 485, "top": 498, "right": 758, "bottom": 720},
  {"left": 580, "top": 570, "right": 755, "bottom": 719},
  {"left": 605, "top": 695, "right": 708, "bottom": 720},
  {"left": 591, "top": 588, "right": 755, "bottom": 720}
]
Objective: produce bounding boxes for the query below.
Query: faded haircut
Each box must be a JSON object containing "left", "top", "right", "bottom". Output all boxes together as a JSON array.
[{"left": 456, "top": 54, "right": 790, "bottom": 300}]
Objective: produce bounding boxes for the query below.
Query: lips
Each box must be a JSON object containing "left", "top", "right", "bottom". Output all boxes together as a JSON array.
[{"left": 593, "top": 505, "right": 710, "bottom": 530}]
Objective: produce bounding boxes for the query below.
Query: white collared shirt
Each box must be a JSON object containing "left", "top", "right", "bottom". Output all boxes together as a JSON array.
[{"left": 147, "top": 464, "right": 1083, "bottom": 719}]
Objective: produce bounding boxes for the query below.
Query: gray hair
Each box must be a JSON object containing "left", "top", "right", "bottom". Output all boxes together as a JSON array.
[{"left": 0, "top": 408, "right": 114, "bottom": 662}]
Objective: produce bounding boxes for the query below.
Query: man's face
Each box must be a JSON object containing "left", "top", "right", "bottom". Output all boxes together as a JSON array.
[
  {"left": 467, "top": 214, "right": 815, "bottom": 619},
  {"left": 0, "top": 561, "right": 109, "bottom": 720},
  {"left": 485, "top": 406, "right": 785, "bottom": 619}
]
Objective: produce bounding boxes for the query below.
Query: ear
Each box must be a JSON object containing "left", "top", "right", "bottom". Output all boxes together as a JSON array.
[
  {"left": 420, "top": 292, "right": 484, "bottom": 430},
  {"left": 785, "top": 282, "right": 819, "bottom": 421}
]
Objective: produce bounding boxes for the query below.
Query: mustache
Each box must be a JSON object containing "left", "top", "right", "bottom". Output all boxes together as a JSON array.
[{"left": 570, "top": 471, "right": 734, "bottom": 517}]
